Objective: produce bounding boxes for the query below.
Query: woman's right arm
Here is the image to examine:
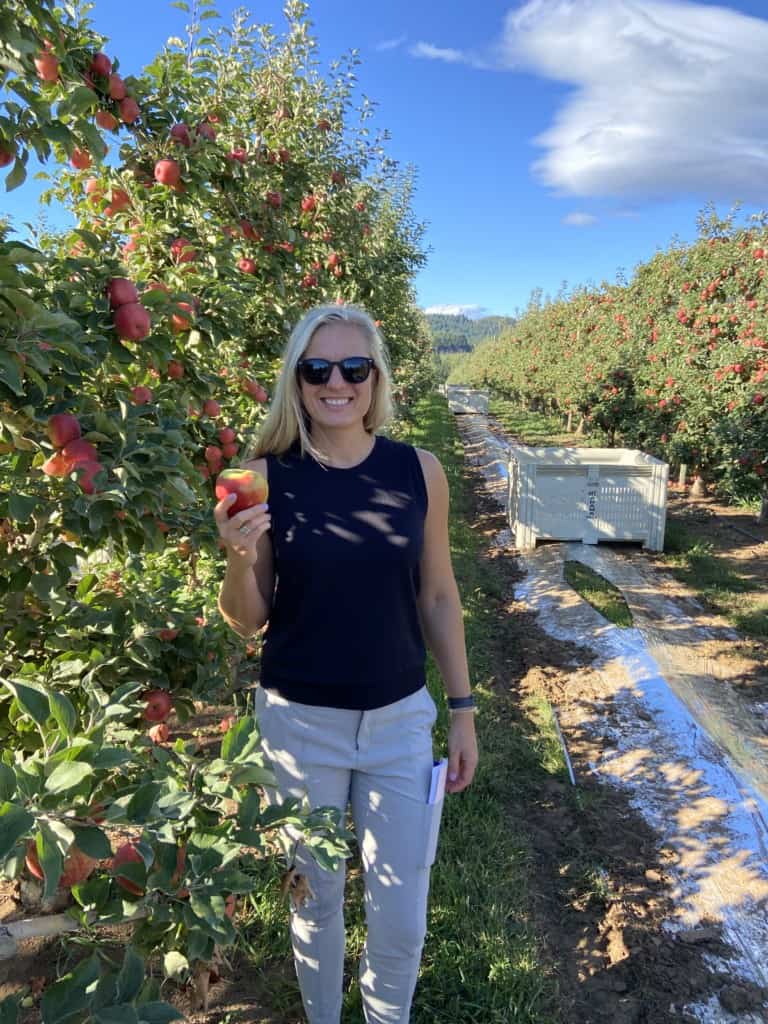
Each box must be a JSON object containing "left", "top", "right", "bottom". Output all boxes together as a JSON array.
[{"left": 215, "top": 458, "right": 274, "bottom": 637}]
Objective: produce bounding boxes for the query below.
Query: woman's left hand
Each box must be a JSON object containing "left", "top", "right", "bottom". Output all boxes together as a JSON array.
[{"left": 446, "top": 713, "right": 478, "bottom": 794}]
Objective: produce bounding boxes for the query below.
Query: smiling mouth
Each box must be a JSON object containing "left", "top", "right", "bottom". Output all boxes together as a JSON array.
[{"left": 321, "top": 398, "right": 354, "bottom": 406}]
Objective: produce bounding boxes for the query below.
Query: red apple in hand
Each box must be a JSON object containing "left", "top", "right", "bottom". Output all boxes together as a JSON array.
[
  {"left": 143, "top": 689, "right": 172, "bottom": 722},
  {"left": 47, "top": 413, "right": 81, "bottom": 448},
  {"left": 215, "top": 469, "right": 269, "bottom": 516}
]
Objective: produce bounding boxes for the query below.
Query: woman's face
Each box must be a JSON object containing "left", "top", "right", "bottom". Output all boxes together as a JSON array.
[{"left": 299, "top": 322, "right": 376, "bottom": 432}]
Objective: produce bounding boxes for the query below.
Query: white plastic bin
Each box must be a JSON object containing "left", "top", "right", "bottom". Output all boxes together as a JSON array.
[
  {"left": 446, "top": 385, "right": 489, "bottom": 415},
  {"left": 508, "top": 446, "right": 668, "bottom": 551}
]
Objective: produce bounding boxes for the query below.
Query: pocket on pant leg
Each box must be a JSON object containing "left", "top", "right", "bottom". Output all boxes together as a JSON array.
[{"left": 421, "top": 796, "right": 445, "bottom": 868}]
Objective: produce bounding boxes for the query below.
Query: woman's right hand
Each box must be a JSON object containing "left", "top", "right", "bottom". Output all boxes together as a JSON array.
[{"left": 213, "top": 494, "right": 271, "bottom": 567}]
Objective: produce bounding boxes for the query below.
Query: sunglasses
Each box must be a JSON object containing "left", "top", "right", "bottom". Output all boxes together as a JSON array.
[{"left": 297, "top": 356, "right": 375, "bottom": 386}]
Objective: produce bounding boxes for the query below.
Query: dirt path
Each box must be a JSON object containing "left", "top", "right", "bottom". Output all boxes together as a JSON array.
[{"left": 456, "top": 413, "right": 768, "bottom": 1023}]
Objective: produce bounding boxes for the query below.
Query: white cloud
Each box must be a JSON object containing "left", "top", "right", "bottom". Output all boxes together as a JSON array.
[
  {"left": 424, "top": 304, "right": 489, "bottom": 319},
  {"left": 375, "top": 35, "right": 407, "bottom": 52},
  {"left": 409, "top": 42, "right": 469, "bottom": 64},
  {"left": 562, "top": 211, "right": 598, "bottom": 226},
  {"left": 413, "top": 1, "right": 768, "bottom": 203}
]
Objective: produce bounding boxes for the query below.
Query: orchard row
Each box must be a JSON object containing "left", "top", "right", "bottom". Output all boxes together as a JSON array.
[
  {"left": 0, "top": 1, "right": 432, "bottom": 1017},
  {"left": 456, "top": 213, "right": 768, "bottom": 508}
]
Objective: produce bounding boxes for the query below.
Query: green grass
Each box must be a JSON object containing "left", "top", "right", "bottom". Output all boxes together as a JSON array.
[
  {"left": 239, "top": 394, "right": 563, "bottom": 1023},
  {"left": 489, "top": 397, "right": 609, "bottom": 448},
  {"left": 563, "top": 561, "right": 633, "bottom": 628},
  {"left": 661, "top": 522, "right": 768, "bottom": 639}
]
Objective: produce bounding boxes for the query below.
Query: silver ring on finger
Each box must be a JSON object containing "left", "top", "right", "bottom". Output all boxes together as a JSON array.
[{"left": 239, "top": 525, "right": 251, "bottom": 536}]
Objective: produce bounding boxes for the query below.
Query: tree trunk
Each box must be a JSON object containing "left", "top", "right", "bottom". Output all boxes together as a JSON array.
[
  {"left": 566, "top": 410, "right": 573, "bottom": 432},
  {"left": 690, "top": 474, "right": 708, "bottom": 497},
  {"left": 575, "top": 416, "right": 585, "bottom": 436},
  {"left": 758, "top": 493, "right": 768, "bottom": 526},
  {"left": 678, "top": 463, "right": 687, "bottom": 487}
]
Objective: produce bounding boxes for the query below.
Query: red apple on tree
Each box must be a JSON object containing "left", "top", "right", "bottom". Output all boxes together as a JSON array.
[
  {"left": 154, "top": 159, "right": 181, "bottom": 186},
  {"left": 34, "top": 52, "right": 59, "bottom": 82},
  {"left": 108, "top": 277, "right": 139, "bottom": 308},
  {"left": 119, "top": 97, "right": 140, "bottom": 124},
  {"left": 131, "top": 385, "right": 153, "bottom": 405},
  {"left": 215, "top": 468, "right": 269, "bottom": 515},
  {"left": 70, "top": 148, "right": 92, "bottom": 171},
  {"left": 108, "top": 73, "right": 126, "bottom": 99},
  {"left": 218, "top": 427, "right": 236, "bottom": 444},
  {"left": 47, "top": 413, "right": 81, "bottom": 449},
  {"left": 170, "top": 302, "right": 194, "bottom": 333},
  {"left": 148, "top": 722, "right": 170, "bottom": 744},
  {"left": 0, "top": 143, "right": 16, "bottom": 168},
  {"left": 202, "top": 399, "right": 221, "bottom": 418},
  {"left": 95, "top": 110, "right": 119, "bottom": 131},
  {"left": 170, "top": 123, "right": 192, "bottom": 147},
  {"left": 238, "top": 258, "right": 257, "bottom": 274},
  {"left": 89, "top": 52, "right": 112, "bottom": 77},
  {"left": 60, "top": 439, "right": 98, "bottom": 468},
  {"left": 170, "top": 237, "right": 197, "bottom": 263},
  {"left": 110, "top": 842, "right": 145, "bottom": 895},
  {"left": 167, "top": 360, "right": 185, "bottom": 380},
  {"left": 143, "top": 688, "right": 172, "bottom": 722},
  {"left": 26, "top": 840, "right": 97, "bottom": 889},
  {"left": 114, "top": 302, "right": 151, "bottom": 340}
]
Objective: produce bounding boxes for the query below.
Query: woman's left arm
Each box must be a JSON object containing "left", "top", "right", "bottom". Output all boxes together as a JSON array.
[{"left": 416, "top": 448, "right": 478, "bottom": 794}]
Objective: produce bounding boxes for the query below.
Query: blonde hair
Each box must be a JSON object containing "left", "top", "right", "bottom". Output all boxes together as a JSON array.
[{"left": 250, "top": 304, "right": 394, "bottom": 460}]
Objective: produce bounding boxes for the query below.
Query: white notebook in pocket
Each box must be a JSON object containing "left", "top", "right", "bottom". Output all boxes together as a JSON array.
[{"left": 428, "top": 758, "right": 448, "bottom": 805}]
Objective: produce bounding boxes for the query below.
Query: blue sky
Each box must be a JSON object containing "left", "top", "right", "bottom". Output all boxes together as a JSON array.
[{"left": 5, "top": 0, "right": 768, "bottom": 318}]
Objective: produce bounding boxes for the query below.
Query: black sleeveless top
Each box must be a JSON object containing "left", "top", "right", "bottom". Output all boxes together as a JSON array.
[{"left": 260, "top": 434, "right": 429, "bottom": 710}]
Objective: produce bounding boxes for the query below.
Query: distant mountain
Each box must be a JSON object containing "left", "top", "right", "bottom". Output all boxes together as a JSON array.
[{"left": 425, "top": 312, "right": 516, "bottom": 353}]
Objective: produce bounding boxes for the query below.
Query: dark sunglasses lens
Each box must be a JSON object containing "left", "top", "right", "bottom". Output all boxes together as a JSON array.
[
  {"left": 340, "top": 358, "right": 372, "bottom": 383},
  {"left": 300, "top": 360, "right": 332, "bottom": 384}
]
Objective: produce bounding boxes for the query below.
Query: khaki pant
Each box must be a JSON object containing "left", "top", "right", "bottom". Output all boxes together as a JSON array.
[{"left": 254, "top": 684, "right": 443, "bottom": 1024}]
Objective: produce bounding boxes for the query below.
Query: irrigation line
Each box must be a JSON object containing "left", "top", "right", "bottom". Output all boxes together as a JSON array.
[{"left": 551, "top": 707, "right": 577, "bottom": 787}]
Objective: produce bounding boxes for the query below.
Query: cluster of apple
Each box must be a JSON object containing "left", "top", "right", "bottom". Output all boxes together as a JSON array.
[
  {"left": 41, "top": 413, "right": 104, "bottom": 494},
  {"left": 109, "top": 276, "right": 151, "bottom": 341}
]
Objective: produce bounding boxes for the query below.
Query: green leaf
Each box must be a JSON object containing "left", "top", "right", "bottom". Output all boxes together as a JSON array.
[
  {"left": 125, "top": 782, "right": 160, "bottom": 823},
  {"left": 8, "top": 493, "right": 39, "bottom": 523},
  {"left": 45, "top": 761, "right": 93, "bottom": 795},
  {"left": 138, "top": 1003, "right": 184, "bottom": 1024},
  {"left": 41, "top": 955, "right": 100, "bottom": 1024},
  {"left": 94, "top": 1008, "right": 139, "bottom": 1024},
  {"left": 116, "top": 947, "right": 145, "bottom": 1004},
  {"left": 73, "top": 825, "right": 112, "bottom": 860},
  {"left": 61, "top": 86, "right": 98, "bottom": 119},
  {"left": 220, "top": 717, "right": 259, "bottom": 763},
  {"left": 5, "top": 158, "right": 26, "bottom": 193},
  {"left": 162, "top": 951, "right": 188, "bottom": 981},
  {"left": 0, "top": 764, "right": 16, "bottom": 803},
  {"left": 0, "top": 995, "right": 19, "bottom": 1024},
  {"left": 0, "top": 803, "right": 33, "bottom": 860},
  {"left": 229, "top": 764, "right": 275, "bottom": 788},
  {"left": 35, "top": 826, "right": 63, "bottom": 903},
  {"left": 0, "top": 351, "right": 23, "bottom": 394},
  {"left": 49, "top": 690, "right": 77, "bottom": 738},
  {"left": 1, "top": 678, "right": 49, "bottom": 726},
  {"left": 76, "top": 573, "right": 98, "bottom": 598}
]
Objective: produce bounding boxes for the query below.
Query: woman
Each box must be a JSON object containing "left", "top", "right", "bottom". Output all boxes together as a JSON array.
[{"left": 216, "top": 304, "right": 478, "bottom": 1024}]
